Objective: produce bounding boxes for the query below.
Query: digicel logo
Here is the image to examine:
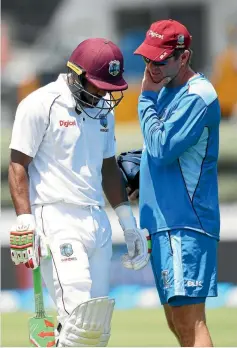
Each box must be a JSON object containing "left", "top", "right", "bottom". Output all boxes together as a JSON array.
[{"left": 59, "top": 120, "right": 76, "bottom": 127}]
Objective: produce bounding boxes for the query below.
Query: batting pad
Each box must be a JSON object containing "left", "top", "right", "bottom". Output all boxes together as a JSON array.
[
  {"left": 57, "top": 297, "right": 115, "bottom": 347},
  {"left": 96, "top": 297, "right": 115, "bottom": 347}
]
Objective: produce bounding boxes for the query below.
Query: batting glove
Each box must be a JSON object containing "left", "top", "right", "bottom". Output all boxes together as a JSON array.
[
  {"left": 122, "top": 227, "right": 151, "bottom": 270},
  {"left": 10, "top": 214, "right": 40, "bottom": 269},
  {"left": 114, "top": 204, "right": 151, "bottom": 270}
]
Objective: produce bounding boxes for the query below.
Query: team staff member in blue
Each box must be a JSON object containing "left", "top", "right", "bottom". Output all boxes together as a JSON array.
[{"left": 134, "top": 19, "right": 221, "bottom": 347}]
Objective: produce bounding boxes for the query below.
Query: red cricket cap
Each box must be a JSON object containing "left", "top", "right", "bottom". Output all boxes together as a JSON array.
[
  {"left": 68, "top": 38, "right": 128, "bottom": 91},
  {"left": 134, "top": 19, "right": 192, "bottom": 62}
]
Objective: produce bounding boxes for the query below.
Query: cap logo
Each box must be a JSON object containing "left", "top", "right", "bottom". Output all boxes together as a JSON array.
[
  {"left": 160, "top": 52, "right": 168, "bottom": 60},
  {"left": 108, "top": 60, "right": 120, "bottom": 76},
  {"left": 148, "top": 30, "right": 164, "bottom": 39},
  {"left": 177, "top": 34, "right": 185, "bottom": 48}
]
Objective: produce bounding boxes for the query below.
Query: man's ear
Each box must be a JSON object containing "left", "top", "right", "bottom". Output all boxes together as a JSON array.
[{"left": 182, "top": 49, "right": 192, "bottom": 65}]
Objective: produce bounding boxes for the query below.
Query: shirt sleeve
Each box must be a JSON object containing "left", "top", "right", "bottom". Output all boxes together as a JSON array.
[
  {"left": 138, "top": 91, "right": 208, "bottom": 165},
  {"left": 103, "top": 112, "right": 116, "bottom": 159},
  {"left": 9, "top": 96, "right": 49, "bottom": 157}
]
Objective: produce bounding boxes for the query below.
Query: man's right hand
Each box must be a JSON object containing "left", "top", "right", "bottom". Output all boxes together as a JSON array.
[
  {"left": 10, "top": 214, "right": 39, "bottom": 269},
  {"left": 127, "top": 187, "right": 139, "bottom": 202}
]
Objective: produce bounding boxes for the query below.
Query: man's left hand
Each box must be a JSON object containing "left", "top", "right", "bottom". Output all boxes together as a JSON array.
[
  {"left": 141, "top": 67, "right": 171, "bottom": 93},
  {"left": 122, "top": 228, "right": 151, "bottom": 270}
]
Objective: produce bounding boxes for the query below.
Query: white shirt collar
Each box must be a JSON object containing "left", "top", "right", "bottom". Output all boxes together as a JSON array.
[{"left": 56, "top": 74, "right": 76, "bottom": 108}]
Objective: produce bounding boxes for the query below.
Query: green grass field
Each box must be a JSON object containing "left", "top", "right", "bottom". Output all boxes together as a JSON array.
[{"left": 1, "top": 308, "right": 237, "bottom": 347}]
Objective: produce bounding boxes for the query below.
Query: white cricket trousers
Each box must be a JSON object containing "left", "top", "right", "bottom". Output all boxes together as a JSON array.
[{"left": 33, "top": 202, "right": 112, "bottom": 326}]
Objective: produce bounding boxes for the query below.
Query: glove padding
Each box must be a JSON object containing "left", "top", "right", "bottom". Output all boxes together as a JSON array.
[
  {"left": 10, "top": 214, "right": 49, "bottom": 269},
  {"left": 117, "top": 149, "right": 142, "bottom": 192},
  {"left": 122, "top": 228, "right": 151, "bottom": 270}
]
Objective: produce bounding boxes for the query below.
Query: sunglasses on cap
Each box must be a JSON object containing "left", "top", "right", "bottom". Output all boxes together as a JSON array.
[{"left": 143, "top": 55, "right": 174, "bottom": 66}]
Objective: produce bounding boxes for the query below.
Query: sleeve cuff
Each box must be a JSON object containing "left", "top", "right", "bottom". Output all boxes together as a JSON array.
[{"left": 9, "top": 144, "right": 35, "bottom": 158}]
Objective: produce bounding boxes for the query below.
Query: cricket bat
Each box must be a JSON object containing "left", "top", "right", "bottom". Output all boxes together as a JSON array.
[{"left": 28, "top": 266, "right": 56, "bottom": 347}]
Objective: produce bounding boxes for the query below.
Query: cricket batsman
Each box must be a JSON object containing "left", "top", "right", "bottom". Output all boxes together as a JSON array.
[
  {"left": 133, "top": 19, "right": 221, "bottom": 346},
  {"left": 8, "top": 38, "right": 150, "bottom": 347}
]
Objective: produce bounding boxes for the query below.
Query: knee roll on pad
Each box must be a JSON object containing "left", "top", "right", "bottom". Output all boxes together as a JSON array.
[{"left": 57, "top": 297, "right": 115, "bottom": 347}]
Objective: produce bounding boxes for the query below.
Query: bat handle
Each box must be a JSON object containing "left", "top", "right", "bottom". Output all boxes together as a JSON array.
[{"left": 33, "top": 266, "right": 46, "bottom": 318}]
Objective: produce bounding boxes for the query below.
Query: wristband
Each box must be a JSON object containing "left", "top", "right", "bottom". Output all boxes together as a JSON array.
[{"left": 114, "top": 204, "right": 137, "bottom": 230}]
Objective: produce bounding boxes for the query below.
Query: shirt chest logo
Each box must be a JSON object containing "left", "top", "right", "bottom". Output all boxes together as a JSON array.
[
  {"left": 59, "top": 120, "right": 76, "bottom": 127},
  {"left": 100, "top": 116, "right": 109, "bottom": 132}
]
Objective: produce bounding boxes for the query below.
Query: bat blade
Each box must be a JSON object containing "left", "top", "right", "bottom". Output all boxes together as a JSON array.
[{"left": 29, "top": 315, "right": 55, "bottom": 347}]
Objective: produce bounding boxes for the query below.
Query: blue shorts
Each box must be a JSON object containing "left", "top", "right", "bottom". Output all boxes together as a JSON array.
[{"left": 150, "top": 229, "right": 218, "bottom": 306}]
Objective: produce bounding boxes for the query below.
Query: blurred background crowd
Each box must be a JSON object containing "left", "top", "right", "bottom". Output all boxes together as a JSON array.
[{"left": 1, "top": 0, "right": 237, "bottom": 345}]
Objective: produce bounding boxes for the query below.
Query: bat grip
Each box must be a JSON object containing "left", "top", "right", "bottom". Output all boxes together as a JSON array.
[{"left": 33, "top": 267, "right": 46, "bottom": 317}]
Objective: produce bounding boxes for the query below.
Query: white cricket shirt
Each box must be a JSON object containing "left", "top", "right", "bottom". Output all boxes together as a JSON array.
[{"left": 10, "top": 74, "right": 116, "bottom": 206}]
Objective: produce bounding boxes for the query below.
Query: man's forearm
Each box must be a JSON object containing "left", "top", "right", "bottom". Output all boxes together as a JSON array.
[
  {"left": 102, "top": 157, "right": 137, "bottom": 232},
  {"left": 102, "top": 165, "right": 128, "bottom": 208},
  {"left": 8, "top": 162, "right": 31, "bottom": 215}
]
